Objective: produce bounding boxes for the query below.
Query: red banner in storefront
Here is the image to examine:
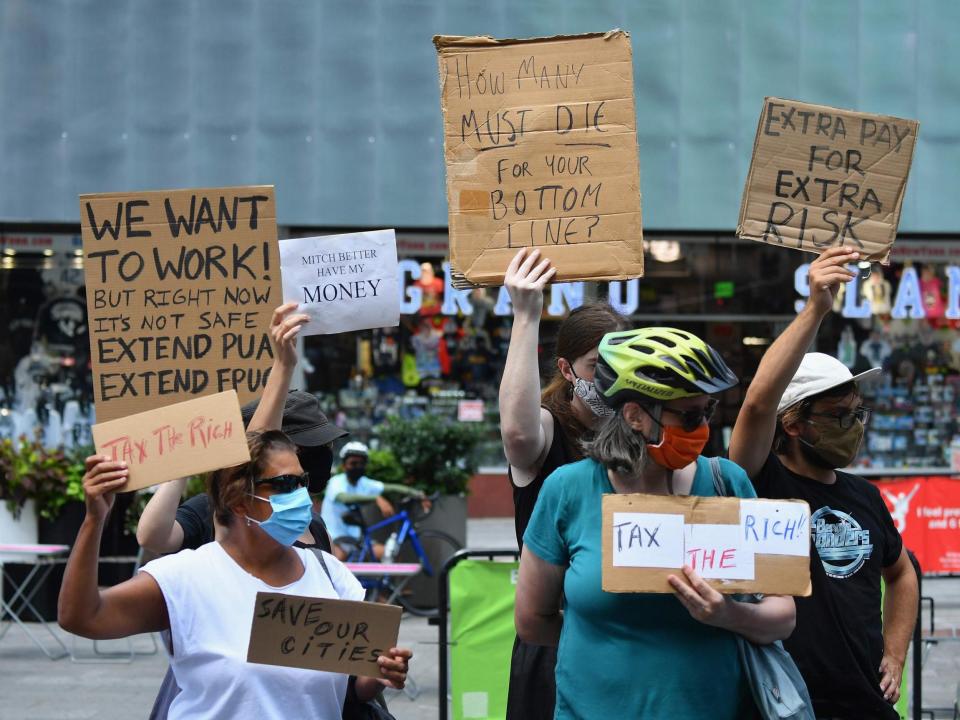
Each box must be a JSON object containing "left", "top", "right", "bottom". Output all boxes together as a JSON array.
[{"left": 870, "top": 476, "right": 960, "bottom": 575}]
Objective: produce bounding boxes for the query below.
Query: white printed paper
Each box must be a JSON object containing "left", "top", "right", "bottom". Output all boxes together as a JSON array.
[
  {"left": 280, "top": 230, "right": 400, "bottom": 335},
  {"left": 611, "top": 512, "right": 685, "bottom": 568},
  {"left": 683, "top": 524, "right": 755, "bottom": 580},
  {"left": 740, "top": 500, "right": 810, "bottom": 557}
]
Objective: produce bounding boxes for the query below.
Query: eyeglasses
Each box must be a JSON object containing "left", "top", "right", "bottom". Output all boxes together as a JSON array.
[
  {"left": 660, "top": 399, "right": 718, "bottom": 432},
  {"left": 253, "top": 473, "right": 310, "bottom": 493},
  {"left": 808, "top": 407, "right": 872, "bottom": 430}
]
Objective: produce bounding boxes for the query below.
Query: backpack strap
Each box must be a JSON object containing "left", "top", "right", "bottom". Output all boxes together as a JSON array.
[
  {"left": 310, "top": 548, "right": 340, "bottom": 598},
  {"left": 708, "top": 457, "right": 728, "bottom": 497}
]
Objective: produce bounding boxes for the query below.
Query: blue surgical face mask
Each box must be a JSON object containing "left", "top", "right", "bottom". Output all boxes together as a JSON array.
[{"left": 246, "top": 486, "right": 313, "bottom": 546}]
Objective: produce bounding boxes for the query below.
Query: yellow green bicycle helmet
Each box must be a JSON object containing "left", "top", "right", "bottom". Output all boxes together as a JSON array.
[{"left": 595, "top": 327, "right": 738, "bottom": 406}]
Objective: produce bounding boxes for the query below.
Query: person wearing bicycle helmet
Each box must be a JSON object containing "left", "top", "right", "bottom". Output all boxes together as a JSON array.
[
  {"left": 515, "top": 327, "right": 796, "bottom": 720},
  {"left": 322, "top": 441, "right": 424, "bottom": 560}
]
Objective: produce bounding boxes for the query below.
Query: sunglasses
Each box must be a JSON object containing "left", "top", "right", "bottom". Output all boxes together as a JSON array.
[
  {"left": 659, "top": 399, "right": 718, "bottom": 432},
  {"left": 253, "top": 473, "right": 310, "bottom": 493},
  {"left": 808, "top": 407, "right": 872, "bottom": 430}
]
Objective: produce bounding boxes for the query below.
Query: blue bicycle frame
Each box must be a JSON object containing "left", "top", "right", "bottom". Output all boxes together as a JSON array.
[{"left": 349, "top": 509, "right": 437, "bottom": 577}]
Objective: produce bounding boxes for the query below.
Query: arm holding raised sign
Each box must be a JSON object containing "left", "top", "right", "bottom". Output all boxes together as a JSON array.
[
  {"left": 729, "top": 247, "right": 858, "bottom": 478},
  {"left": 247, "top": 302, "right": 311, "bottom": 434},
  {"left": 59, "top": 456, "right": 169, "bottom": 638},
  {"left": 499, "top": 249, "right": 557, "bottom": 484},
  {"left": 135, "top": 477, "right": 188, "bottom": 554},
  {"left": 668, "top": 566, "right": 796, "bottom": 645}
]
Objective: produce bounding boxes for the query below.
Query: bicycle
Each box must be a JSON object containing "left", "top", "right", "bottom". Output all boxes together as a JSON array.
[{"left": 333, "top": 492, "right": 462, "bottom": 617}]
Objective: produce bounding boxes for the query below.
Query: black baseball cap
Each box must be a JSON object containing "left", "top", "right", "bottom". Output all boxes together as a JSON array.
[{"left": 241, "top": 390, "right": 348, "bottom": 447}]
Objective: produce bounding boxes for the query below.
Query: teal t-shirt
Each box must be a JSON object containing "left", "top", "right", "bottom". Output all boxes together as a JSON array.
[{"left": 523, "top": 456, "right": 757, "bottom": 720}]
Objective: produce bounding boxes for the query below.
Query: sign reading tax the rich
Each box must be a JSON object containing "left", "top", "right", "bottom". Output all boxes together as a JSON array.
[
  {"left": 81, "top": 186, "right": 280, "bottom": 422},
  {"left": 737, "top": 98, "right": 919, "bottom": 263},
  {"left": 434, "top": 31, "right": 643, "bottom": 287}
]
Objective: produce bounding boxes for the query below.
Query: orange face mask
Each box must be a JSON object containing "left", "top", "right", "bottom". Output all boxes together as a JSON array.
[{"left": 646, "top": 423, "right": 710, "bottom": 470}]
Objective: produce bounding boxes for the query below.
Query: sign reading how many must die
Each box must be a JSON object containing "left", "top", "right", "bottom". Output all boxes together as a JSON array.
[
  {"left": 737, "top": 98, "right": 919, "bottom": 264},
  {"left": 81, "top": 186, "right": 280, "bottom": 422},
  {"left": 603, "top": 492, "right": 812, "bottom": 596},
  {"left": 434, "top": 31, "right": 643, "bottom": 287}
]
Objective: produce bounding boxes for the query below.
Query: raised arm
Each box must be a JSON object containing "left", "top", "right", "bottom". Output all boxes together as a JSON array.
[
  {"left": 498, "top": 249, "right": 557, "bottom": 478},
  {"left": 135, "top": 477, "right": 187, "bottom": 554},
  {"left": 247, "top": 302, "right": 311, "bottom": 434},
  {"left": 729, "top": 247, "right": 858, "bottom": 478},
  {"left": 59, "top": 456, "right": 169, "bottom": 639}
]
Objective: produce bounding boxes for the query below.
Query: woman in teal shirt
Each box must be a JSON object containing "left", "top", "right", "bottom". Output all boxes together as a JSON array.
[{"left": 516, "top": 328, "right": 797, "bottom": 720}]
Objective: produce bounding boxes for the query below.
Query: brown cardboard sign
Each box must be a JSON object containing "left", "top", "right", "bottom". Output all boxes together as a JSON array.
[
  {"left": 247, "top": 592, "right": 402, "bottom": 678},
  {"left": 80, "top": 186, "right": 280, "bottom": 422},
  {"left": 737, "top": 98, "right": 919, "bottom": 263},
  {"left": 91, "top": 390, "right": 250, "bottom": 492},
  {"left": 602, "top": 493, "right": 811, "bottom": 596},
  {"left": 434, "top": 31, "right": 643, "bottom": 288}
]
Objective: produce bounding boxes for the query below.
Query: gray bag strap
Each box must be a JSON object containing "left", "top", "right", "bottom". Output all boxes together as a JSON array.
[
  {"left": 709, "top": 456, "right": 728, "bottom": 497},
  {"left": 310, "top": 548, "right": 340, "bottom": 598}
]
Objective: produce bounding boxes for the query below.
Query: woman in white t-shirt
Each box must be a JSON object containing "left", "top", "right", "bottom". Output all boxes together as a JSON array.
[{"left": 58, "top": 304, "right": 411, "bottom": 719}]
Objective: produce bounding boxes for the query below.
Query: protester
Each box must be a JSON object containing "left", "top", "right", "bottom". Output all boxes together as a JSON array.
[
  {"left": 59, "top": 303, "right": 411, "bottom": 719},
  {"left": 136, "top": 390, "right": 346, "bottom": 555},
  {"left": 729, "top": 247, "right": 919, "bottom": 719},
  {"left": 515, "top": 327, "right": 796, "bottom": 719},
  {"left": 497, "top": 247, "right": 627, "bottom": 720},
  {"left": 321, "top": 441, "right": 424, "bottom": 560}
]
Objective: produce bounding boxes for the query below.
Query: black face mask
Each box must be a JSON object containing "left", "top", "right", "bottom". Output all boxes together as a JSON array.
[
  {"left": 299, "top": 445, "right": 334, "bottom": 494},
  {"left": 345, "top": 465, "right": 367, "bottom": 482}
]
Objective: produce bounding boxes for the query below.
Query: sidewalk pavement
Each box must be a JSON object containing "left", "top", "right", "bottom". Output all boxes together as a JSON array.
[{"left": 2, "top": 519, "right": 958, "bottom": 719}]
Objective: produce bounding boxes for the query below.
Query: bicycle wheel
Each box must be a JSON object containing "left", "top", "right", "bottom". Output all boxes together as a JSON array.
[{"left": 395, "top": 529, "right": 462, "bottom": 617}]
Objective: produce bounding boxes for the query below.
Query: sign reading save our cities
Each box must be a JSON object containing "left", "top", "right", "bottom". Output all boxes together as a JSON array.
[
  {"left": 81, "top": 186, "right": 280, "bottom": 422},
  {"left": 434, "top": 31, "right": 643, "bottom": 288},
  {"left": 738, "top": 98, "right": 919, "bottom": 264}
]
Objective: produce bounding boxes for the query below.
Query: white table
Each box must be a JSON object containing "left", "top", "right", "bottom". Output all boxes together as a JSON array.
[{"left": 0, "top": 543, "right": 70, "bottom": 659}]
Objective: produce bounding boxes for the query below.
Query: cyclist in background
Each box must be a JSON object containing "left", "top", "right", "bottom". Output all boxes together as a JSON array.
[{"left": 322, "top": 442, "right": 424, "bottom": 560}]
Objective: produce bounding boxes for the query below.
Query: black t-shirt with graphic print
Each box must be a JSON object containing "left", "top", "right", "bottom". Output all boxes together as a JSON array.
[{"left": 753, "top": 453, "right": 903, "bottom": 720}]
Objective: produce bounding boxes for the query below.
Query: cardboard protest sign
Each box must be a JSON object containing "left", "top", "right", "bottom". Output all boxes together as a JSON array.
[
  {"left": 602, "top": 493, "right": 811, "bottom": 596},
  {"left": 434, "top": 31, "right": 643, "bottom": 288},
  {"left": 737, "top": 98, "right": 919, "bottom": 264},
  {"left": 91, "top": 390, "right": 249, "bottom": 492},
  {"left": 247, "top": 592, "right": 402, "bottom": 677},
  {"left": 279, "top": 230, "right": 400, "bottom": 335},
  {"left": 81, "top": 186, "right": 280, "bottom": 422}
]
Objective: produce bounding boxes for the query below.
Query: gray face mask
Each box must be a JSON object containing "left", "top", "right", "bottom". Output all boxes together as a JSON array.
[{"left": 572, "top": 372, "right": 614, "bottom": 417}]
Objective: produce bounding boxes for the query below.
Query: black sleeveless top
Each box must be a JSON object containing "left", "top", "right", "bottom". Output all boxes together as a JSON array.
[{"left": 510, "top": 408, "right": 576, "bottom": 549}]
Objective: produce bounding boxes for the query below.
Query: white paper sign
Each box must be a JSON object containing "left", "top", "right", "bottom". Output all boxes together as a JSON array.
[
  {"left": 280, "top": 230, "right": 400, "bottom": 335},
  {"left": 611, "top": 512, "right": 685, "bottom": 568},
  {"left": 683, "top": 524, "right": 755, "bottom": 580},
  {"left": 740, "top": 500, "right": 810, "bottom": 557}
]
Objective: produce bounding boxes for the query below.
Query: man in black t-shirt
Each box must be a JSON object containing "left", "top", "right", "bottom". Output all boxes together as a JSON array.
[{"left": 730, "top": 247, "right": 918, "bottom": 720}]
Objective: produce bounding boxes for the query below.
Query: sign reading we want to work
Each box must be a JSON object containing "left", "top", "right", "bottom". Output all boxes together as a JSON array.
[
  {"left": 738, "top": 98, "right": 919, "bottom": 264},
  {"left": 435, "top": 31, "right": 644, "bottom": 287},
  {"left": 81, "top": 186, "right": 280, "bottom": 422}
]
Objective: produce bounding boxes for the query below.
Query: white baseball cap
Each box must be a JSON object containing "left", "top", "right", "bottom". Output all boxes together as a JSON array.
[{"left": 777, "top": 353, "right": 882, "bottom": 414}]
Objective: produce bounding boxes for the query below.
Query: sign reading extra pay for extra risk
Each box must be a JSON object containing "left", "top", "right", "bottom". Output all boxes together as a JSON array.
[{"left": 280, "top": 230, "right": 400, "bottom": 336}]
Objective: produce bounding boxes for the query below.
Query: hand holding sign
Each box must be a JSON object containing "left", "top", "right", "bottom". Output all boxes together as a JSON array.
[
  {"left": 268, "top": 302, "right": 311, "bottom": 369},
  {"left": 805, "top": 247, "right": 858, "bottom": 316},
  {"left": 81, "top": 455, "right": 129, "bottom": 523},
  {"left": 504, "top": 248, "right": 557, "bottom": 319},
  {"left": 668, "top": 565, "right": 737, "bottom": 628}
]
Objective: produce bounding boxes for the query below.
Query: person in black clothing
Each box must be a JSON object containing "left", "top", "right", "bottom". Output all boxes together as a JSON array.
[
  {"left": 137, "top": 390, "right": 346, "bottom": 555},
  {"left": 498, "top": 247, "right": 627, "bottom": 720},
  {"left": 729, "top": 247, "right": 919, "bottom": 720}
]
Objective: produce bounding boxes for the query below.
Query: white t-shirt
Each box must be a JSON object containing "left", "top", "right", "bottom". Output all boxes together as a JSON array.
[
  {"left": 140, "top": 542, "right": 364, "bottom": 720},
  {"left": 321, "top": 473, "right": 385, "bottom": 541}
]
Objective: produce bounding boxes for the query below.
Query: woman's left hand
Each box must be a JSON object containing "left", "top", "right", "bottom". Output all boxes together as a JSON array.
[
  {"left": 376, "top": 646, "right": 412, "bottom": 689},
  {"left": 668, "top": 565, "right": 735, "bottom": 629}
]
